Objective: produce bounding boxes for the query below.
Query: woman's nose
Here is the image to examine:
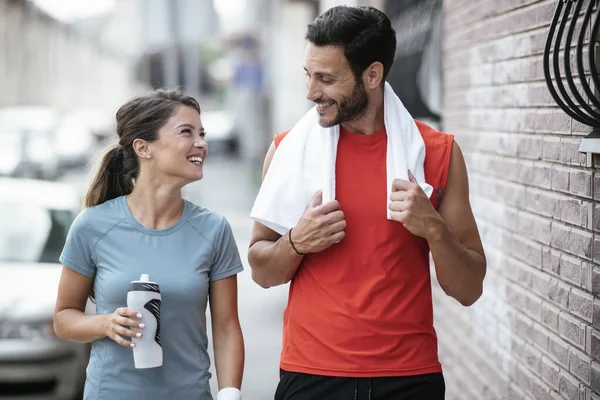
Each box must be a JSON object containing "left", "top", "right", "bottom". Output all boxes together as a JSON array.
[{"left": 194, "top": 139, "right": 207, "bottom": 149}]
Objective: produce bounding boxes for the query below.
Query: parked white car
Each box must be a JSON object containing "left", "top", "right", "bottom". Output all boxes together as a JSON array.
[
  {"left": 0, "top": 107, "right": 61, "bottom": 180},
  {"left": 55, "top": 109, "right": 113, "bottom": 169},
  {"left": 0, "top": 178, "right": 89, "bottom": 400},
  {"left": 201, "top": 110, "right": 239, "bottom": 155}
]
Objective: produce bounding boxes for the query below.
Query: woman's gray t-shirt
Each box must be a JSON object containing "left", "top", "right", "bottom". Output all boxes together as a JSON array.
[{"left": 59, "top": 196, "right": 243, "bottom": 400}]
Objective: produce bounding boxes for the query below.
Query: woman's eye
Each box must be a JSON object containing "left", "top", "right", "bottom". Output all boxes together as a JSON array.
[{"left": 181, "top": 129, "right": 192, "bottom": 135}]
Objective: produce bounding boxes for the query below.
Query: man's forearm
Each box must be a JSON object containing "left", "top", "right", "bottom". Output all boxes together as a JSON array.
[
  {"left": 248, "top": 233, "right": 303, "bottom": 288},
  {"left": 428, "top": 224, "right": 486, "bottom": 306}
]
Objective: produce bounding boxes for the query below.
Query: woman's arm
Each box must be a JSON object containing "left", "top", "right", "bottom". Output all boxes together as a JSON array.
[
  {"left": 209, "top": 274, "right": 244, "bottom": 391},
  {"left": 53, "top": 266, "right": 142, "bottom": 347}
]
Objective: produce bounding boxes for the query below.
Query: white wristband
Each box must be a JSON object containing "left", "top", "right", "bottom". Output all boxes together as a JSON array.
[{"left": 217, "top": 387, "right": 242, "bottom": 400}]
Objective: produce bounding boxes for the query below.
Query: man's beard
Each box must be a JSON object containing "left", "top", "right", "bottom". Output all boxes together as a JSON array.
[{"left": 318, "top": 80, "right": 369, "bottom": 128}]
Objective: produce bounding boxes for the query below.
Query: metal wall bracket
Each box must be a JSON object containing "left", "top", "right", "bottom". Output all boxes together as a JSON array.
[{"left": 543, "top": 0, "right": 600, "bottom": 154}]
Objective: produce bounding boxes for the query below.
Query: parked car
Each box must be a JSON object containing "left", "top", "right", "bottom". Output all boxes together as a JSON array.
[
  {"left": 0, "top": 178, "right": 89, "bottom": 400},
  {"left": 201, "top": 110, "right": 239, "bottom": 155},
  {"left": 55, "top": 109, "right": 113, "bottom": 169},
  {"left": 0, "top": 107, "right": 61, "bottom": 180}
]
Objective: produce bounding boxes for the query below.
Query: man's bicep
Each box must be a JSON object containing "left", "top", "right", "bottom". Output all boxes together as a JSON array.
[
  {"left": 249, "top": 221, "right": 281, "bottom": 248},
  {"left": 262, "top": 141, "right": 276, "bottom": 180},
  {"left": 249, "top": 140, "right": 281, "bottom": 248},
  {"left": 438, "top": 142, "right": 485, "bottom": 258}
]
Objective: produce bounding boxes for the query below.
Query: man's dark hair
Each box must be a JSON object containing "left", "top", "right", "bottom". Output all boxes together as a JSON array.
[{"left": 305, "top": 6, "right": 397, "bottom": 82}]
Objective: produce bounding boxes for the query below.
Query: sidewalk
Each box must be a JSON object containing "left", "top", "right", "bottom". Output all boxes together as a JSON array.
[{"left": 185, "top": 154, "right": 289, "bottom": 400}]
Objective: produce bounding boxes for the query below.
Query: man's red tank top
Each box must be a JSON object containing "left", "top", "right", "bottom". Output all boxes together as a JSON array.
[{"left": 272, "top": 121, "right": 454, "bottom": 377}]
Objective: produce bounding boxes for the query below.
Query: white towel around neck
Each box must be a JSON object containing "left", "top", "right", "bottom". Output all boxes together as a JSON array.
[{"left": 250, "top": 82, "right": 433, "bottom": 235}]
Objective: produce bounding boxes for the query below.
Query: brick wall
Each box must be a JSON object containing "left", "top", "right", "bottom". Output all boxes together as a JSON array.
[{"left": 437, "top": 1, "right": 600, "bottom": 399}]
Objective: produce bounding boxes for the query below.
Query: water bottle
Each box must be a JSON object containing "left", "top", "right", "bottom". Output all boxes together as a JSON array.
[{"left": 127, "top": 274, "right": 162, "bottom": 369}]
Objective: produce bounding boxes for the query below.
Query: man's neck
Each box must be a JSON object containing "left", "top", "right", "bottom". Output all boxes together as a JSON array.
[{"left": 340, "top": 92, "right": 385, "bottom": 135}]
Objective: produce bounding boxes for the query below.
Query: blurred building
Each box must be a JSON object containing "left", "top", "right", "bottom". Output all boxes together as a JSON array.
[
  {"left": 0, "top": 0, "right": 146, "bottom": 111},
  {"left": 138, "top": 0, "right": 218, "bottom": 98}
]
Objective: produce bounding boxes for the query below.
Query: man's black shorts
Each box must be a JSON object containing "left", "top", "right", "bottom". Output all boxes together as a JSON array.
[{"left": 274, "top": 369, "right": 445, "bottom": 400}]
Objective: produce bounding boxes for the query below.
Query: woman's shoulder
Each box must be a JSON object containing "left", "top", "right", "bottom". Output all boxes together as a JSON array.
[
  {"left": 73, "top": 197, "right": 127, "bottom": 235},
  {"left": 184, "top": 201, "right": 232, "bottom": 239},
  {"left": 184, "top": 200, "right": 227, "bottom": 226}
]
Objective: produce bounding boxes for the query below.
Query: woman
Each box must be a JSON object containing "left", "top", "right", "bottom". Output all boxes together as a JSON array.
[{"left": 53, "top": 90, "right": 244, "bottom": 400}]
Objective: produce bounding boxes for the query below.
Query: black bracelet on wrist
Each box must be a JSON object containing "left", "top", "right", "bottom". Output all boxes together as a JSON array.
[{"left": 289, "top": 228, "right": 305, "bottom": 256}]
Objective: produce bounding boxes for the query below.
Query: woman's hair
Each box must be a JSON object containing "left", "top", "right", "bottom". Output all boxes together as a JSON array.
[{"left": 84, "top": 90, "right": 200, "bottom": 208}]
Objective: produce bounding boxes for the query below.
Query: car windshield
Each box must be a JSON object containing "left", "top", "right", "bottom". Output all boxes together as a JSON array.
[{"left": 0, "top": 203, "right": 73, "bottom": 263}]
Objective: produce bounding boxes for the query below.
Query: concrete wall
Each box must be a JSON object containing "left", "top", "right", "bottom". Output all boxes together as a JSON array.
[{"left": 437, "top": 1, "right": 600, "bottom": 399}]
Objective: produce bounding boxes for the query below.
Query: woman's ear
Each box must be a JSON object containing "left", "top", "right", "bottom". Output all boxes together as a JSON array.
[{"left": 132, "top": 138, "right": 151, "bottom": 159}]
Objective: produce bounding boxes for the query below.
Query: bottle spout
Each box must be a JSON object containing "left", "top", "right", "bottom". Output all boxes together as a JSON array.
[{"left": 140, "top": 274, "right": 150, "bottom": 282}]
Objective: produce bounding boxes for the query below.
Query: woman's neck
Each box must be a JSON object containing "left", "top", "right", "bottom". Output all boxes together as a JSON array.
[{"left": 126, "top": 175, "right": 185, "bottom": 230}]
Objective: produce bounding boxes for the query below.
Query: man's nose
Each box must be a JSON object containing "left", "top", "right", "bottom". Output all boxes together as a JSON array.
[{"left": 306, "top": 78, "right": 321, "bottom": 102}]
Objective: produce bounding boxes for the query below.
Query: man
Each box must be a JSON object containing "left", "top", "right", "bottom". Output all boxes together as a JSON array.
[{"left": 248, "top": 6, "right": 486, "bottom": 400}]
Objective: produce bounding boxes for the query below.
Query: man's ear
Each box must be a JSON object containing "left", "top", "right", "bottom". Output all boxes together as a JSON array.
[{"left": 363, "top": 62, "right": 385, "bottom": 89}]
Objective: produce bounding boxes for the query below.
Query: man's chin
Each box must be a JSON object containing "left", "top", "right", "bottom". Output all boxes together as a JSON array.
[{"left": 317, "top": 116, "right": 339, "bottom": 128}]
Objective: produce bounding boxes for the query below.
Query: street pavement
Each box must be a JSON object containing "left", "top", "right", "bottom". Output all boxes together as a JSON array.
[
  {"left": 186, "top": 154, "right": 289, "bottom": 400},
  {"left": 62, "top": 154, "right": 289, "bottom": 400}
]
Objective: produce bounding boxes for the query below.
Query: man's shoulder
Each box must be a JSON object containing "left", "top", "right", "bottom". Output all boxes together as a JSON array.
[
  {"left": 274, "top": 130, "right": 291, "bottom": 148},
  {"left": 273, "top": 121, "right": 453, "bottom": 149},
  {"left": 414, "top": 120, "right": 453, "bottom": 145}
]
